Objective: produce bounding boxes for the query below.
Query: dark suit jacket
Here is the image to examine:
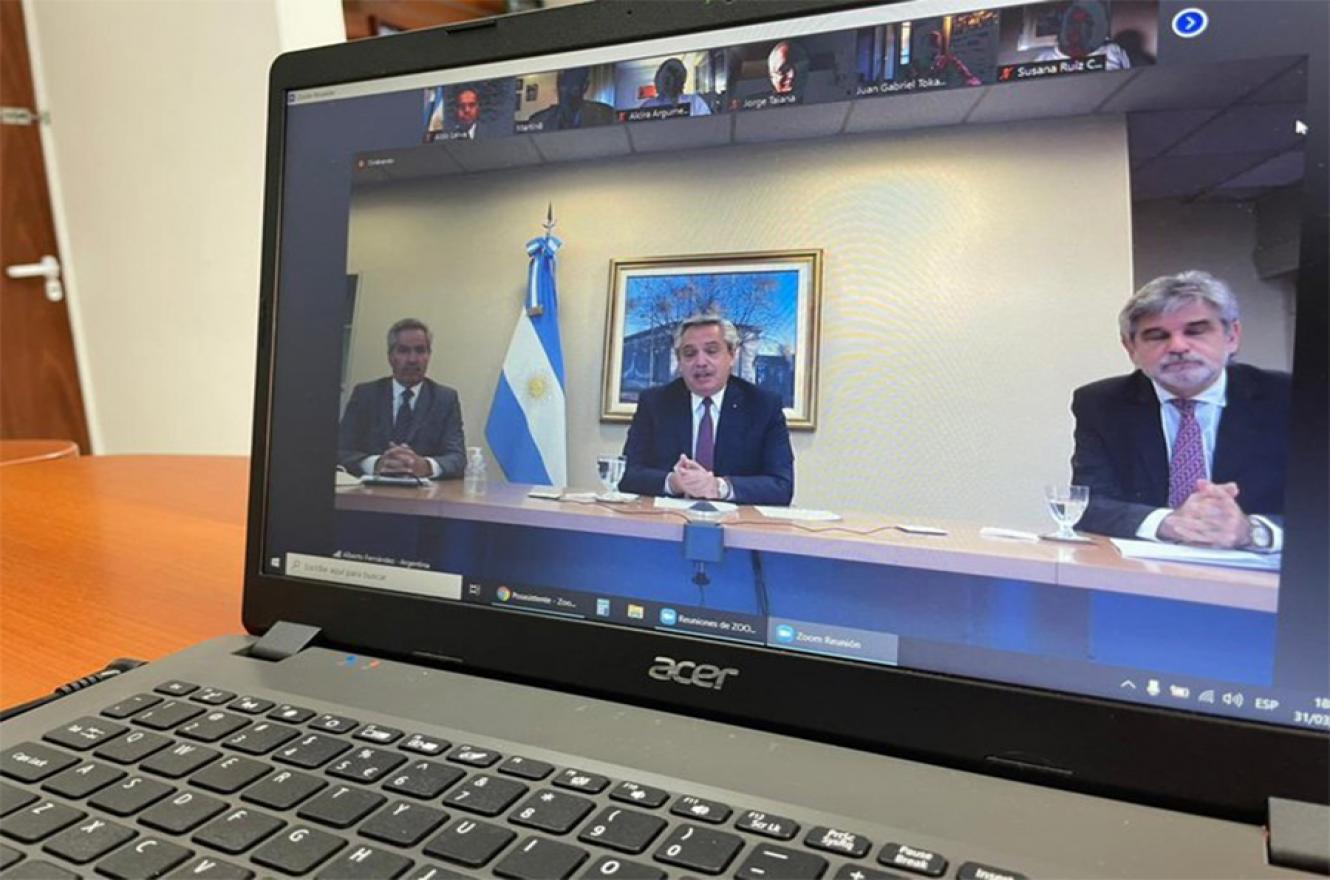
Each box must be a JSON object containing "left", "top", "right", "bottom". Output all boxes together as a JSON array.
[
  {"left": 620, "top": 377, "right": 794, "bottom": 506},
  {"left": 1071, "top": 363, "right": 1290, "bottom": 538},
  {"left": 338, "top": 377, "right": 466, "bottom": 478}
]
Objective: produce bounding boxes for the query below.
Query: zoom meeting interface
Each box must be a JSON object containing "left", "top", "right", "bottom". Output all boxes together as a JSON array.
[{"left": 265, "top": 1, "right": 1329, "bottom": 731}]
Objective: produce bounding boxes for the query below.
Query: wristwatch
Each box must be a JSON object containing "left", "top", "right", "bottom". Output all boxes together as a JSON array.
[
  {"left": 716, "top": 478, "right": 731, "bottom": 501},
  {"left": 1245, "top": 516, "right": 1274, "bottom": 551}
]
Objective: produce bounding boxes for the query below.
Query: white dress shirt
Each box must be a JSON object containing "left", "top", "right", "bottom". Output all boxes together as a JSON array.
[{"left": 362, "top": 380, "right": 442, "bottom": 479}]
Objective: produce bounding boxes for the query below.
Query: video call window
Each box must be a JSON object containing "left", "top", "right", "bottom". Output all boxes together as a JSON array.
[
  {"left": 421, "top": 79, "right": 516, "bottom": 143},
  {"left": 856, "top": 11, "right": 1000, "bottom": 95},
  {"left": 996, "top": 0, "right": 1159, "bottom": 78},
  {"left": 724, "top": 33, "right": 858, "bottom": 110},
  {"left": 515, "top": 65, "right": 616, "bottom": 132},
  {"left": 613, "top": 52, "right": 722, "bottom": 121}
]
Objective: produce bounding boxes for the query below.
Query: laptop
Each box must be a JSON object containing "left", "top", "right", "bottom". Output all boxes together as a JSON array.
[{"left": 2, "top": 0, "right": 1327, "bottom": 877}]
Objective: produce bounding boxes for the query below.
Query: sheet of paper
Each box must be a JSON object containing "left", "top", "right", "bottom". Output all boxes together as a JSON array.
[
  {"left": 1110, "top": 539, "right": 1281, "bottom": 572},
  {"left": 653, "top": 497, "right": 738, "bottom": 514},
  {"left": 754, "top": 506, "right": 842, "bottom": 522}
]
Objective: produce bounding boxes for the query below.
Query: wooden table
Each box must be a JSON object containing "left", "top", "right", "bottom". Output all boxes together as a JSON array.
[
  {"left": 0, "top": 439, "right": 79, "bottom": 466},
  {"left": 0, "top": 455, "right": 249, "bottom": 707}
]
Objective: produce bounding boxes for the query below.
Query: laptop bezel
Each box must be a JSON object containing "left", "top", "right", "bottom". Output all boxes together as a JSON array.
[{"left": 243, "top": 0, "right": 1330, "bottom": 821}]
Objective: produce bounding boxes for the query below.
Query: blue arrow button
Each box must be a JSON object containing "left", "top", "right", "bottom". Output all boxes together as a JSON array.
[{"left": 1172, "top": 7, "right": 1209, "bottom": 38}]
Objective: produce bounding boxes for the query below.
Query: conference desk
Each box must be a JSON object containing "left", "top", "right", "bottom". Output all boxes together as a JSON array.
[
  {"left": 0, "top": 455, "right": 248, "bottom": 708},
  {"left": 335, "top": 480, "right": 1279, "bottom": 613}
]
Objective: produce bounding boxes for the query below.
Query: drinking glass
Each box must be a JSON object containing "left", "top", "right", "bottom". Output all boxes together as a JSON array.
[
  {"left": 1044, "top": 484, "right": 1089, "bottom": 540},
  {"left": 596, "top": 454, "right": 627, "bottom": 501}
]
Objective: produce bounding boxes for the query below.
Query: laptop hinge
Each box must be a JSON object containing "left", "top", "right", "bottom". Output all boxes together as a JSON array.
[
  {"left": 249, "top": 621, "right": 323, "bottom": 662},
  {"left": 1267, "top": 797, "right": 1330, "bottom": 875}
]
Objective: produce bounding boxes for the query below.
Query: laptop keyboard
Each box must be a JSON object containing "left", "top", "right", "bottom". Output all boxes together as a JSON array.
[{"left": 0, "top": 680, "right": 1028, "bottom": 880}]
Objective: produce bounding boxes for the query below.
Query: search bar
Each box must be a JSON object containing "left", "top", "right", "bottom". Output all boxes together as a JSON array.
[{"left": 285, "top": 553, "right": 462, "bottom": 601}]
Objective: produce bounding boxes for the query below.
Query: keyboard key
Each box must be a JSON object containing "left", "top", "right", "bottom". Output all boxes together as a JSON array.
[
  {"left": 354, "top": 723, "right": 402, "bottom": 744},
  {"left": 0, "top": 782, "right": 37, "bottom": 816},
  {"left": 0, "top": 844, "right": 20, "bottom": 869},
  {"left": 155, "top": 681, "right": 198, "bottom": 696},
  {"left": 653, "top": 823, "right": 744, "bottom": 875},
  {"left": 191, "top": 755, "right": 269, "bottom": 794},
  {"left": 309, "top": 714, "right": 358, "bottom": 734},
  {"left": 135, "top": 700, "right": 205, "bottom": 730},
  {"left": 179, "top": 711, "right": 249, "bottom": 743},
  {"left": 251, "top": 824, "right": 345, "bottom": 875},
  {"left": 505, "top": 789, "right": 591, "bottom": 836},
  {"left": 141, "top": 790, "right": 229, "bottom": 834},
  {"left": 142, "top": 742, "right": 220, "bottom": 778},
  {"left": 43, "top": 717, "right": 127, "bottom": 752},
  {"left": 191, "top": 688, "right": 236, "bottom": 705},
  {"left": 424, "top": 817, "right": 515, "bottom": 868},
  {"left": 166, "top": 854, "right": 255, "bottom": 878},
  {"left": 554, "top": 769, "right": 609, "bottom": 795},
  {"left": 833, "top": 865, "right": 905, "bottom": 880},
  {"left": 957, "top": 862, "right": 1028, "bottom": 880},
  {"left": 670, "top": 795, "right": 731, "bottom": 824},
  {"left": 96, "top": 836, "right": 194, "bottom": 879},
  {"left": 494, "top": 835, "right": 589, "bottom": 880},
  {"left": 88, "top": 775, "right": 175, "bottom": 816},
  {"left": 499, "top": 756, "right": 554, "bottom": 781},
  {"left": 242, "top": 769, "right": 326, "bottom": 811},
  {"left": 319, "top": 843, "right": 415, "bottom": 879},
  {"left": 4, "top": 858, "right": 77, "bottom": 878},
  {"left": 361, "top": 800, "right": 449, "bottom": 847},
  {"left": 95, "top": 729, "right": 172, "bottom": 764},
  {"left": 228, "top": 696, "right": 275, "bottom": 715},
  {"left": 577, "top": 806, "right": 667, "bottom": 854},
  {"left": 735, "top": 809, "right": 800, "bottom": 840},
  {"left": 273, "top": 733, "right": 350, "bottom": 768},
  {"left": 582, "top": 854, "right": 667, "bottom": 879},
  {"left": 403, "top": 864, "right": 468, "bottom": 880},
  {"left": 192, "top": 807, "right": 285, "bottom": 854},
  {"left": 101, "top": 693, "right": 162, "bottom": 719},
  {"left": 736, "top": 843, "right": 828, "bottom": 880},
  {"left": 327, "top": 746, "right": 406, "bottom": 783},
  {"left": 443, "top": 774, "right": 527, "bottom": 816},
  {"left": 446, "top": 744, "right": 501, "bottom": 767},
  {"left": 806, "top": 826, "right": 872, "bottom": 859},
  {"left": 269, "top": 704, "right": 317, "bottom": 724},
  {"left": 2, "top": 742, "right": 79, "bottom": 782},
  {"left": 223, "top": 721, "right": 299, "bottom": 755},
  {"left": 383, "top": 760, "right": 465, "bottom": 799},
  {"left": 297, "top": 784, "right": 385, "bottom": 828},
  {"left": 42, "top": 760, "right": 125, "bottom": 799},
  {"left": 0, "top": 800, "right": 84, "bottom": 843},
  {"left": 609, "top": 782, "right": 669, "bottom": 809},
  {"left": 400, "top": 733, "right": 450, "bottom": 757},
  {"left": 879, "top": 843, "right": 947, "bottom": 877},
  {"left": 42, "top": 815, "right": 136, "bottom": 863}
]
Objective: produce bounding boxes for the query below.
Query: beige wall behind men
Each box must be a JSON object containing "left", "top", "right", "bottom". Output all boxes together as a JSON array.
[
  {"left": 347, "top": 115, "right": 1134, "bottom": 530},
  {"left": 24, "top": 0, "right": 343, "bottom": 454}
]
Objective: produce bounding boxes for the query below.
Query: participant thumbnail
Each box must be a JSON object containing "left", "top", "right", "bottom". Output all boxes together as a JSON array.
[
  {"left": 426, "top": 79, "right": 516, "bottom": 142},
  {"left": 996, "top": 0, "right": 1158, "bottom": 81},
  {"left": 613, "top": 52, "right": 720, "bottom": 121},
  {"left": 515, "top": 65, "right": 616, "bottom": 132},
  {"left": 855, "top": 10, "right": 999, "bottom": 97},
  {"left": 723, "top": 33, "right": 856, "bottom": 111}
]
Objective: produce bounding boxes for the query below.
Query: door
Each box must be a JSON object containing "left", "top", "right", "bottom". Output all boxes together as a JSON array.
[{"left": 1, "top": 0, "right": 91, "bottom": 452}]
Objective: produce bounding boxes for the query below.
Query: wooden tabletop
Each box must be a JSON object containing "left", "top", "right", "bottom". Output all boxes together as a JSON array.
[
  {"left": 0, "top": 455, "right": 249, "bottom": 707},
  {"left": 0, "top": 439, "right": 79, "bottom": 466}
]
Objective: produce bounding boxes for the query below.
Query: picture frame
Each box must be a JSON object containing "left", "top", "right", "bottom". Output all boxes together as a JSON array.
[{"left": 601, "top": 249, "right": 822, "bottom": 430}]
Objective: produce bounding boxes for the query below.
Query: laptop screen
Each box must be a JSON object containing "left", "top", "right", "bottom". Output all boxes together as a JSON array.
[{"left": 261, "top": 0, "right": 1328, "bottom": 736}]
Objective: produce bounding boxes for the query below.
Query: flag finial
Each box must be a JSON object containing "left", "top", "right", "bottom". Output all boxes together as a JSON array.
[{"left": 543, "top": 203, "right": 556, "bottom": 234}]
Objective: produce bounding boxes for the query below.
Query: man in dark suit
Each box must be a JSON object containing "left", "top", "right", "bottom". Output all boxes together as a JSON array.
[
  {"left": 339, "top": 318, "right": 466, "bottom": 479},
  {"left": 1071, "top": 271, "right": 1289, "bottom": 550},
  {"left": 620, "top": 315, "right": 794, "bottom": 506}
]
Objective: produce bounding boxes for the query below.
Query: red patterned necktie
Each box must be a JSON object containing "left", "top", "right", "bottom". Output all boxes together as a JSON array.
[
  {"left": 1168, "top": 398, "right": 1205, "bottom": 509},
  {"left": 695, "top": 397, "right": 715, "bottom": 471}
]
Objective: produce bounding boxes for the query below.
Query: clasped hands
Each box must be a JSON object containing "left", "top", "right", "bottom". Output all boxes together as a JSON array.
[
  {"left": 1159, "top": 479, "right": 1253, "bottom": 549},
  {"left": 375, "top": 442, "right": 432, "bottom": 478},
  {"left": 667, "top": 454, "right": 722, "bottom": 500}
]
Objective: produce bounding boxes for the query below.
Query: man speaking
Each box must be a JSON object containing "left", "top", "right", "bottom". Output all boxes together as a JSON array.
[{"left": 620, "top": 315, "right": 794, "bottom": 505}]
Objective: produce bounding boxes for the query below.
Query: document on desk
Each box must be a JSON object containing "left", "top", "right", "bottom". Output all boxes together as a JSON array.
[
  {"left": 653, "top": 497, "right": 738, "bottom": 514},
  {"left": 754, "top": 506, "right": 842, "bottom": 522},
  {"left": 1110, "top": 539, "right": 1281, "bottom": 572}
]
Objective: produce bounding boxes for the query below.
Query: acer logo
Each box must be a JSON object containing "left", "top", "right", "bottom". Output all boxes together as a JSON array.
[{"left": 648, "top": 656, "right": 740, "bottom": 690}]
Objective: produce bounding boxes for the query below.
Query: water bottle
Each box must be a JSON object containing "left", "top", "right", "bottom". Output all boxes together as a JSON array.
[{"left": 463, "top": 446, "right": 487, "bottom": 496}]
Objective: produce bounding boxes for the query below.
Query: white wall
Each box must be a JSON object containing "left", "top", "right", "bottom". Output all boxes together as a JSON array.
[
  {"left": 25, "top": 0, "right": 343, "bottom": 454},
  {"left": 346, "top": 115, "right": 1136, "bottom": 529}
]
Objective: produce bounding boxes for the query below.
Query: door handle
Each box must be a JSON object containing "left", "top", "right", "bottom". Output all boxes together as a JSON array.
[{"left": 5, "top": 254, "right": 63, "bottom": 302}]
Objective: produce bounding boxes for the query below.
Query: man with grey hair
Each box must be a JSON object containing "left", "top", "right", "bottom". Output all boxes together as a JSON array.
[
  {"left": 1070, "top": 271, "right": 1290, "bottom": 550},
  {"left": 620, "top": 314, "right": 794, "bottom": 505},
  {"left": 338, "top": 318, "right": 466, "bottom": 479}
]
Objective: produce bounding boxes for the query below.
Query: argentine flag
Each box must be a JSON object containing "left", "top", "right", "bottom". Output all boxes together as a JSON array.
[{"left": 485, "top": 232, "right": 567, "bottom": 487}]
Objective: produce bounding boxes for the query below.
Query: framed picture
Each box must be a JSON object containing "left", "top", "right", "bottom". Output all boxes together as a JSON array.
[
  {"left": 601, "top": 250, "right": 823, "bottom": 430},
  {"left": 1018, "top": 2, "right": 1071, "bottom": 52}
]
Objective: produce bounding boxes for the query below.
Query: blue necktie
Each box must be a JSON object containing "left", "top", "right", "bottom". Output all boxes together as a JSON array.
[{"left": 393, "top": 388, "right": 415, "bottom": 443}]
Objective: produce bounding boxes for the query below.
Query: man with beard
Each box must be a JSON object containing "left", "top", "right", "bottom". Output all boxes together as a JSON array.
[
  {"left": 620, "top": 315, "right": 794, "bottom": 506},
  {"left": 1070, "top": 271, "right": 1289, "bottom": 550}
]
